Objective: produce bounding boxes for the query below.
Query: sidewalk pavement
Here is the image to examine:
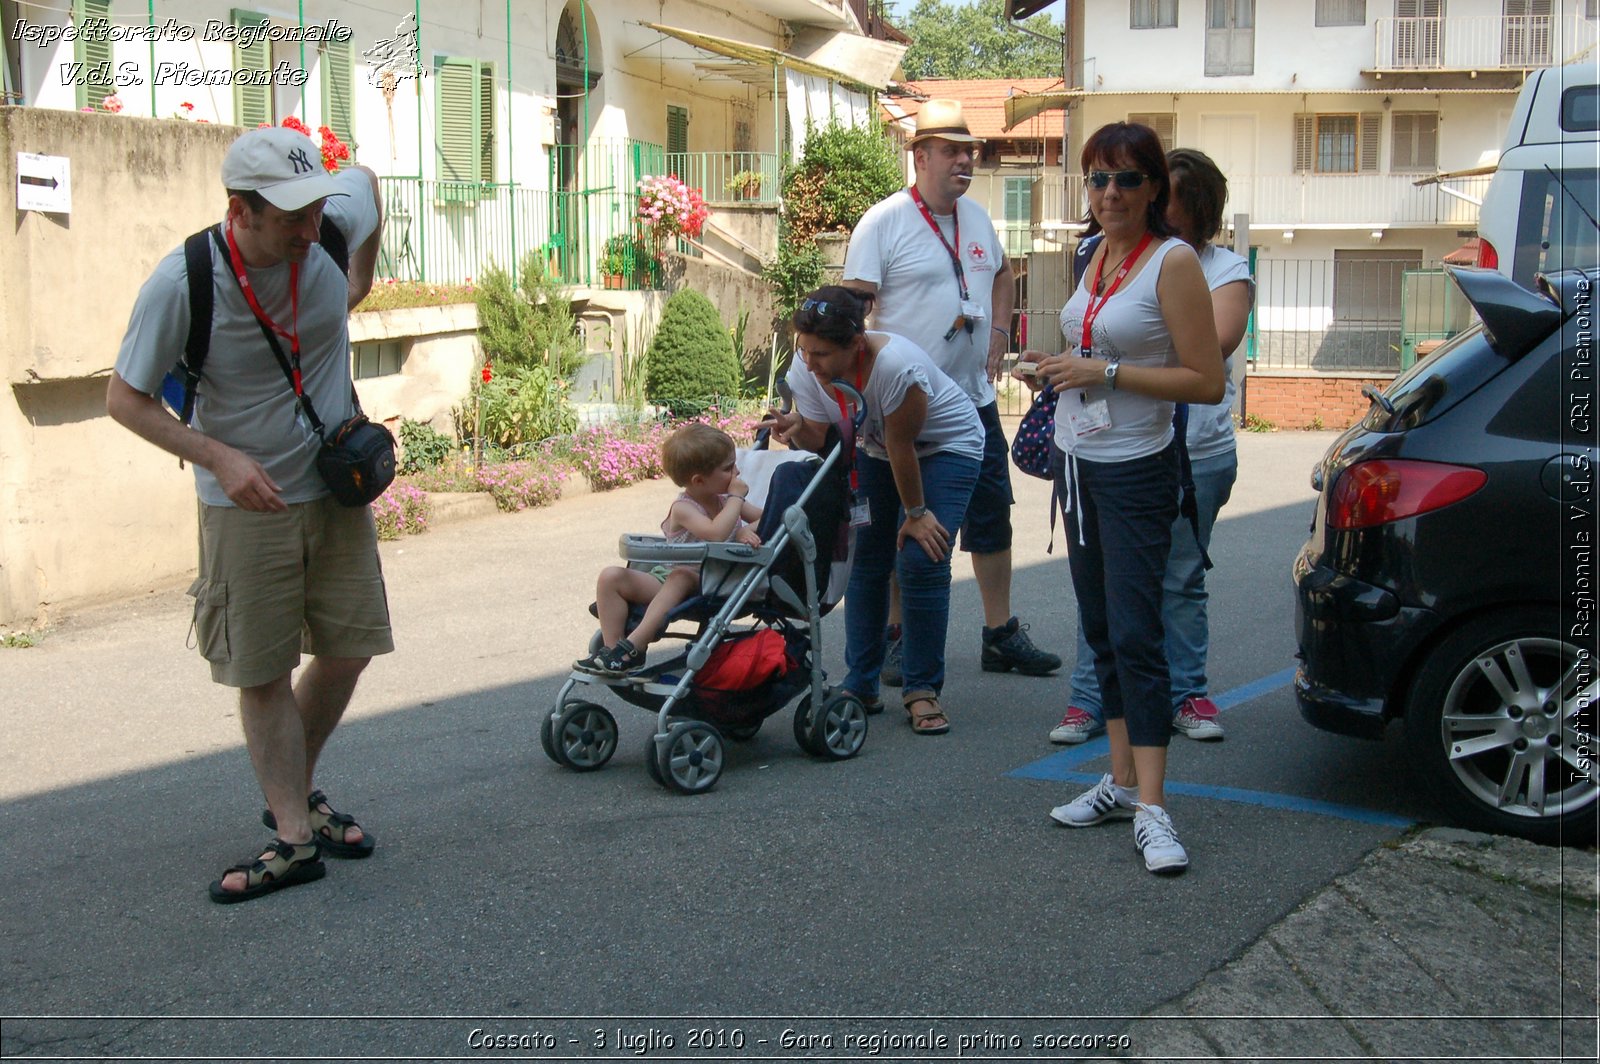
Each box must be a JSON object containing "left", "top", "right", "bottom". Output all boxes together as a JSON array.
[{"left": 1126, "top": 827, "right": 1598, "bottom": 1061}]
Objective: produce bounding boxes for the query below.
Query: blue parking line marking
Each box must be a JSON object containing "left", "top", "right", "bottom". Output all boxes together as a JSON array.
[
  {"left": 1007, "top": 666, "right": 1416, "bottom": 828},
  {"left": 1035, "top": 771, "right": 1416, "bottom": 828}
]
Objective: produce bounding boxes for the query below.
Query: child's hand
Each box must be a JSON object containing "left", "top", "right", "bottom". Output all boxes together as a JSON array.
[
  {"left": 728, "top": 476, "right": 750, "bottom": 501},
  {"left": 735, "top": 527, "right": 762, "bottom": 547}
]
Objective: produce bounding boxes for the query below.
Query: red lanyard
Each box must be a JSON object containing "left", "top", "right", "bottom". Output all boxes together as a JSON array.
[
  {"left": 1080, "top": 232, "right": 1154, "bottom": 354},
  {"left": 908, "top": 186, "right": 969, "bottom": 301},
  {"left": 224, "top": 222, "right": 303, "bottom": 393},
  {"left": 831, "top": 353, "right": 867, "bottom": 495}
]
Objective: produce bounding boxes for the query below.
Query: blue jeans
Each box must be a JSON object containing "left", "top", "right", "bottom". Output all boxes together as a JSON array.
[
  {"left": 844, "top": 450, "right": 979, "bottom": 701},
  {"left": 1068, "top": 449, "right": 1238, "bottom": 717},
  {"left": 1054, "top": 443, "right": 1179, "bottom": 748}
]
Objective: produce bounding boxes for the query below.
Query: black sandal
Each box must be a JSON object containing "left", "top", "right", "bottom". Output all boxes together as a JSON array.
[
  {"left": 262, "top": 789, "right": 376, "bottom": 859},
  {"left": 208, "top": 837, "right": 324, "bottom": 904}
]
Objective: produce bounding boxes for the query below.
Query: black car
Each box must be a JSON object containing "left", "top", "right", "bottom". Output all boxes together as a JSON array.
[{"left": 1294, "top": 265, "right": 1598, "bottom": 844}]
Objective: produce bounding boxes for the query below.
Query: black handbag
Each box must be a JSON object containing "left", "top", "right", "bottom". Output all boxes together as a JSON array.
[{"left": 315, "top": 414, "right": 397, "bottom": 507}]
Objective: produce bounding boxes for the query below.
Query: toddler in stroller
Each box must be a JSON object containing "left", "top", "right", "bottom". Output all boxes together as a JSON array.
[
  {"left": 543, "top": 399, "right": 869, "bottom": 794},
  {"left": 576, "top": 423, "right": 763, "bottom": 676}
]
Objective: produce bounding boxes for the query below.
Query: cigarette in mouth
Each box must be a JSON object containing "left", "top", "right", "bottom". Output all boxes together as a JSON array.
[{"left": 955, "top": 174, "right": 972, "bottom": 181}]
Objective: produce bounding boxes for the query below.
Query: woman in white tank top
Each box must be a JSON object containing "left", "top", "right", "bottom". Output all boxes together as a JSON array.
[{"left": 1019, "top": 122, "right": 1225, "bottom": 875}]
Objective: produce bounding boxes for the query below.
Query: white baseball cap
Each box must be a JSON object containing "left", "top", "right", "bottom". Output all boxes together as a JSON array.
[{"left": 221, "top": 127, "right": 346, "bottom": 210}]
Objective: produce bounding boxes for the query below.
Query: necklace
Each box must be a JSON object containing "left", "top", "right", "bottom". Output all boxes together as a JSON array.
[{"left": 1095, "top": 241, "right": 1144, "bottom": 294}]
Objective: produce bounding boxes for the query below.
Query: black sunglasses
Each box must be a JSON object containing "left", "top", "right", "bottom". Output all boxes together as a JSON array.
[
  {"left": 800, "top": 298, "right": 841, "bottom": 316},
  {"left": 1087, "top": 169, "right": 1149, "bottom": 190}
]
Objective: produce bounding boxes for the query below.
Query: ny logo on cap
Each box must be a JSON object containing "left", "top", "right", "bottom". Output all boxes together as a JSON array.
[{"left": 288, "top": 148, "right": 315, "bottom": 175}]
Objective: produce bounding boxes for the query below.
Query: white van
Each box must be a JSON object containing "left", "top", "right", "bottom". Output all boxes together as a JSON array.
[{"left": 1476, "top": 60, "right": 1599, "bottom": 285}]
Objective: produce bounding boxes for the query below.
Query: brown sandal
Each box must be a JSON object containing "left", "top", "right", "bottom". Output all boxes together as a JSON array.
[
  {"left": 906, "top": 697, "right": 949, "bottom": 736},
  {"left": 261, "top": 789, "right": 375, "bottom": 859},
  {"left": 208, "top": 838, "right": 324, "bottom": 904}
]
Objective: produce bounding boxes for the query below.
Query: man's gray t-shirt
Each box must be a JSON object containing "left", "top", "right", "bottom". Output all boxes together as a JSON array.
[{"left": 114, "top": 168, "right": 379, "bottom": 507}]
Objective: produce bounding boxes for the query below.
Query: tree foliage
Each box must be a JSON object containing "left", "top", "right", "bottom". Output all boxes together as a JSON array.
[
  {"left": 474, "top": 252, "right": 586, "bottom": 380},
  {"left": 898, "top": 0, "right": 1063, "bottom": 80},
  {"left": 645, "top": 290, "right": 743, "bottom": 417},
  {"left": 779, "top": 120, "right": 903, "bottom": 243}
]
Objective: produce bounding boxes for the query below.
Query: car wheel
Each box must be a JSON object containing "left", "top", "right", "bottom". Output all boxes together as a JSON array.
[{"left": 1404, "top": 607, "right": 1598, "bottom": 844}]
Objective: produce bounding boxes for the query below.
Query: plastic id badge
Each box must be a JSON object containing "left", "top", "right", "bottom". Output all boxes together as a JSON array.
[
  {"left": 959, "top": 299, "right": 986, "bottom": 325},
  {"left": 1068, "top": 396, "right": 1112, "bottom": 438},
  {"left": 850, "top": 499, "right": 872, "bottom": 528}
]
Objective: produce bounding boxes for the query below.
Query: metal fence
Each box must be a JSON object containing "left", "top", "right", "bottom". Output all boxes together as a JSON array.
[{"left": 377, "top": 143, "right": 778, "bottom": 287}]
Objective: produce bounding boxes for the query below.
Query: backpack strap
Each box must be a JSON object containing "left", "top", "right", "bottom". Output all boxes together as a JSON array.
[
  {"left": 171, "top": 225, "right": 220, "bottom": 427},
  {"left": 318, "top": 214, "right": 349, "bottom": 276}
]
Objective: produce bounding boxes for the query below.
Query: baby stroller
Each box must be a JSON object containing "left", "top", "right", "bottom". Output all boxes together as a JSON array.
[{"left": 541, "top": 385, "right": 868, "bottom": 794}]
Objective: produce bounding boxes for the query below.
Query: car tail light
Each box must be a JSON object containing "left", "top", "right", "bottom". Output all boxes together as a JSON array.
[
  {"left": 1328, "top": 460, "right": 1488, "bottom": 530},
  {"left": 1476, "top": 239, "right": 1499, "bottom": 270}
]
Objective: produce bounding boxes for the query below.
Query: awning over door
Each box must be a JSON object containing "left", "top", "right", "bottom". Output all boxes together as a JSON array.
[{"left": 641, "top": 22, "right": 903, "bottom": 93}]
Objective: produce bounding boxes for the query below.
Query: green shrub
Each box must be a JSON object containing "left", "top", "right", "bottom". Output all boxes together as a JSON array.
[
  {"left": 780, "top": 120, "right": 903, "bottom": 242},
  {"left": 475, "top": 251, "right": 585, "bottom": 379},
  {"left": 763, "top": 241, "right": 828, "bottom": 322},
  {"left": 398, "top": 418, "right": 455, "bottom": 475},
  {"left": 644, "top": 289, "right": 742, "bottom": 417},
  {"left": 471, "top": 364, "right": 578, "bottom": 448}
]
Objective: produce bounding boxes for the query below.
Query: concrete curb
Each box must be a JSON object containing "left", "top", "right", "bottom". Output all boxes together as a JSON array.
[{"left": 1124, "top": 829, "right": 1598, "bottom": 1061}]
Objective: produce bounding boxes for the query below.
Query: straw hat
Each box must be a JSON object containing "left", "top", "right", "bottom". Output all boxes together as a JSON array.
[{"left": 907, "top": 99, "right": 982, "bottom": 148}]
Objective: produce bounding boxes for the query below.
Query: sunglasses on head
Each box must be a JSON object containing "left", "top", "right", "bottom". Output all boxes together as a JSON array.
[
  {"left": 1087, "top": 169, "right": 1149, "bottom": 190},
  {"left": 800, "top": 298, "right": 834, "bottom": 316}
]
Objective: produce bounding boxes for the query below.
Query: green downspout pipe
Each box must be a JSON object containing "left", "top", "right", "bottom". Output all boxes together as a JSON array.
[
  {"left": 415, "top": 0, "right": 426, "bottom": 280},
  {"left": 505, "top": 0, "right": 515, "bottom": 271},
  {"left": 581, "top": 0, "right": 591, "bottom": 285}
]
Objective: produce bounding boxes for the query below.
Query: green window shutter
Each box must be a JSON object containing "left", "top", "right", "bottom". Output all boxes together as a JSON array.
[
  {"left": 232, "top": 10, "right": 273, "bottom": 128},
  {"left": 321, "top": 42, "right": 354, "bottom": 154},
  {"left": 667, "top": 106, "right": 689, "bottom": 156},
  {"left": 435, "top": 57, "right": 482, "bottom": 201},
  {"left": 73, "top": 0, "right": 114, "bottom": 110},
  {"left": 479, "top": 63, "right": 496, "bottom": 185},
  {"left": 1004, "top": 178, "right": 1032, "bottom": 224}
]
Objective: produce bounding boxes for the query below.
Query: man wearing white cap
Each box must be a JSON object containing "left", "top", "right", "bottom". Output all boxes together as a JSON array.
[
  {"left": 107, "top": 126, "right": 388, "bottom": 903},
  {"left": 844, "top": 99, "right": 1061, "bottom": 683}
]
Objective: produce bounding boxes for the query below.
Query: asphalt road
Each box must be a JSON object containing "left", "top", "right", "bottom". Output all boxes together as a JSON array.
[{"left": 0, "top": 429, "right": 1455, "bottom": 1060}]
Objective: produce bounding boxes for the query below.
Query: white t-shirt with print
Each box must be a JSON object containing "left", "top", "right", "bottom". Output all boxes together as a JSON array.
[
  {"left": 785, "top": 331, "right": 984, "bottom": 464},
  {"left": 844, "top": 189, "right": 1004, "bottom": 408}
]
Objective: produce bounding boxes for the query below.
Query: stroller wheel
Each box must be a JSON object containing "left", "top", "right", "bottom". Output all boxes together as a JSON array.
[
  {"left": 811, "top": 692, "right": 869, "bottom": 760},
  {"left": 656, "top": 721, "right": 724, "bottom": 794},
  {"left": 792, "top": 700, "right": 823, "bottom": 756},
  {"left": 539, "top": 709, "right": 565, "bottom": 766},
  {"left": 552, "top": 701, "right": 618, "bottom": 772}
]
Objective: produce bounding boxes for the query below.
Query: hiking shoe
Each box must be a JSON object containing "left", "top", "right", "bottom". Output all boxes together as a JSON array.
[
  {"left": 1050, "top": 773, "right": 1137, "bottom": 827},
  {"left": 1173, "top": 696, "right": 1225, "bottom": 741},
  {"left": 1049, "top": 706, "right": 1105, "bottom": 745},
  {"left": 881, "top": 625, "right": 904, "bottom": 688},
  {"left": 982, "top": 617, "right": 1062, "bottom": 676},
  {"left": 1133, "top": 803, "right": 1189, "bottom": 874}
]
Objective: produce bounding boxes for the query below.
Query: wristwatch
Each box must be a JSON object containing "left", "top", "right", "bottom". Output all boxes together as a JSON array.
[
  {"left": 906, "top": 504, "right": 929, "bottom": 519},
  {"left": 1104, "top": 361, "right": 1120, "bottom": 391}
]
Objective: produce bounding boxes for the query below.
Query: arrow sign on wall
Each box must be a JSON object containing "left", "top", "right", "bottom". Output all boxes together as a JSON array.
[{"left": 17, "top": 153, "right": 72, "bottom": 214}]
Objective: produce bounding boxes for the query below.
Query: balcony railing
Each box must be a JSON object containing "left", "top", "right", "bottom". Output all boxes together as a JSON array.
[
  {"left": 1031, "top": 173, "right": 1491, "bottom": 230},
  {"left": 376, "top": 146, "right": 779, "bottom": 287},
  {"left": 1372, "top": 14, "right": 1598, "bottom": 71}
]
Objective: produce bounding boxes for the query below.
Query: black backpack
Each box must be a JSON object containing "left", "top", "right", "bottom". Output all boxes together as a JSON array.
[{"left": 162, "top": 217, "right": 348, "bottom": 424}]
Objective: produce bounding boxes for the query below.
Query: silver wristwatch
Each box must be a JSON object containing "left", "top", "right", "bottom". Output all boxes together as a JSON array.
[
  {"left": 906, "top": 504, "right": 929, "bottom": 519},
  {"left": 1104, "top": 361, "right": 1120, "bottom": 391}
]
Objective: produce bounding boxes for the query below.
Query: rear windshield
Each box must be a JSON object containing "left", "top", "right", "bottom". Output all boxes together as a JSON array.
[
  {"left": 1562, "top": 86, "right": 1600, "bottom": 133},
  {"left": 1362, "top": 325, "right": 1507, "bottom": 432},
  {"left": 1512, "top": 168, "right": 1600, "bottom": 284}
]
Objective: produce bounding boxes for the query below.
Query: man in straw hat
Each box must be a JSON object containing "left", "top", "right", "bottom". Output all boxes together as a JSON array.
[
  {"left": 843, "top": 98, "right": 1061, "bottom": 683},
  {"left": 107, "top": 126, "right": 390, "bottom": 903}
]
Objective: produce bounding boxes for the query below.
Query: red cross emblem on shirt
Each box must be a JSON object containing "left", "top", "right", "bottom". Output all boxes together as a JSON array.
[{"left": 968, "top": 242, "right": 987, "bottom": 262}]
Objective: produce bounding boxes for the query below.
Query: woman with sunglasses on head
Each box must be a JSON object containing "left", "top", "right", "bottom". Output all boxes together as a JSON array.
[
  {"left": 762, "top": 285, "right": 984, "bottom": 736},
  {"left": 1018, "top": 123, "right": 1225, "bottom": 874}
]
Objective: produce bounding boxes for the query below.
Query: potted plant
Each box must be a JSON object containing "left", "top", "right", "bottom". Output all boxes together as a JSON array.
[
  {"left": 599, "top": 234, "right": 632, "bottom": 289},
  {"left": 725, "top": 170, "right": 763, "bottom": 201}
]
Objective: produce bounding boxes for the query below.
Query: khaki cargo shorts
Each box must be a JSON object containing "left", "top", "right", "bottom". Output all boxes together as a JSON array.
[{"left": 188, "top": 495, "right": 394, "bottom": 688}]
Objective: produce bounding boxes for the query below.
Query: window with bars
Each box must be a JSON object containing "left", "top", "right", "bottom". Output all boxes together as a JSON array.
[
  {"left": 1128, "top": 112, "right": 1177, "bottom": 151},
  {"left": 320, "top": 42, "right": 354, "bottom": 156},
  {"left": 1205, "top": 0, "right": 1255, "bottom": 76},
  {"left": 1131, "top": 0, "right": 1178, "bottom": 28},
  {"left": 1390, "top": 112, "right": 1439, "bottom": 171},
  {"left": 435, "top": 57, "right": 495, "bottom": 201},
  {"left": 232, "top": 9, "right": 273, "bottom": 127},
  {"left": 1315, "top": 0, "right": 1366, "bottom": 25},
  {"left": 72, "top": 0, "right": 114, "bottom": 110},
  {"left": 1294, "top": 113, "right": 1381, "bottom": 173}
]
